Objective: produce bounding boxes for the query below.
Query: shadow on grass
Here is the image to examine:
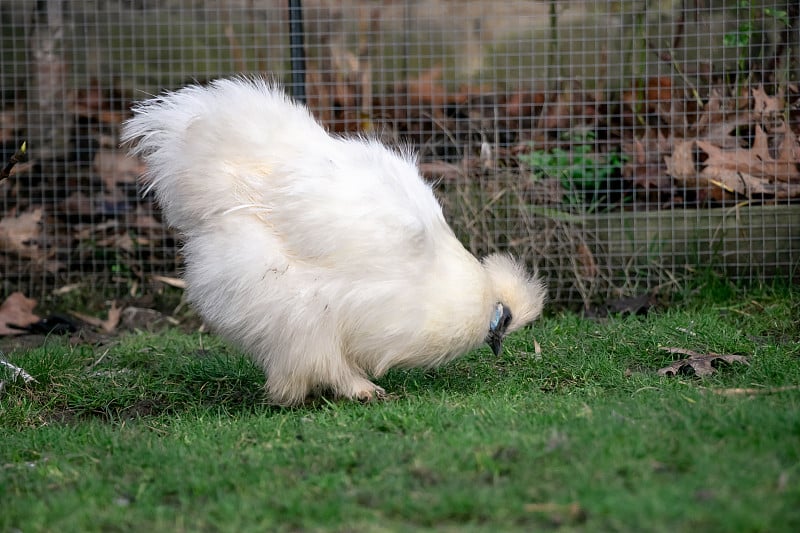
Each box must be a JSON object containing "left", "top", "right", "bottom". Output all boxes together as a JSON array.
[
  {"left": 4, "top": 331, "right": 553, "bottom": 429},
  {"left": 1, "top": 334, "right": 276, "bottom": 428},
  {"left": 3, "top": 334, "right": 505, "bottom": 428}
]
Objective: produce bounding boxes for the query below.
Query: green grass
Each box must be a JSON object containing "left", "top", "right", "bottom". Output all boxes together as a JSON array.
[{"left": 1, "top": 283, "right": 799, "bottom": 532}]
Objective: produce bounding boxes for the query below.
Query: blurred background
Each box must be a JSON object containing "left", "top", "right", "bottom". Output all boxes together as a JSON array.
[{"left": 1, "top": 0, "right": 798, "bottom": 309}]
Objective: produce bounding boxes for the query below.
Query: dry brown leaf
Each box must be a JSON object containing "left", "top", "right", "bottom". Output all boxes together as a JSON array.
[
  {"left": 689, "top": 89, "right": 725, "bottom": 137},
  {"left": 701, "top": 115, "right": 763, "bottom": 150},
  {"left": 93, "top": 148, "right": 146, "bottom": 190},
  {"left": 700, "top": 166, "right": 800, "bottom": 199},
  {"left": 696, "top": 126, "right": 800, "bottom": 183},
  {"left": 628, "top": 137, "right": 647, "bottom": 166},
  {"left": 776, "top": 124, "right": 800, "bottom": 164},
  {"left": 751, "top": 85, "right": 784, "bottom": 115},
  {"left": 664, "top": 140, "right": 696, "bottom": 181},
  {"left": 658, "top": 347, "right": 750, "bottom": 377},
  {"left": 670, "top": 117, "right": 800, "bottom": 199},
  {"left": 0, "top": 292, "right": 40, "bottom": 336},
  {"left": 70, "top": 300, "right": 122, "bottom": 334},
  {"left": 0, "top": 207, "right": 44, "bottom": 260},
  {"left": 623, "top": 130, "right": 675, "bottom": 197}
]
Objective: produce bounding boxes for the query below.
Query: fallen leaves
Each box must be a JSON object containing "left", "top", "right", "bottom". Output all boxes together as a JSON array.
[
  {"left": 667, "top": 130, "right": 800, "bottom": 201},
  {"left": 92, "top": 148, "right": 146, "bottom": 191},
  {"left": 696, "top": 125, "right": 799, "bottom": 183},
  {"left": 658, "top": 347, "right": 750, "bottom": 377},
  {"left": 0, "top": 292, "right": 127, "bottom": 337},
  {"left": 0, "top": 292, "right": 41, "bottom": 336},
  {"left": 1, "top": 117, "right": 178, "bottom": 285},
  {"left": 664, "top": 85, "right": 800, "bottom": 204},
  {"left": 0, "top": 69, "right": 798, "bottom": 294},
  {"left": 0, "top": 207, "right": 47, "bottom": 263}
]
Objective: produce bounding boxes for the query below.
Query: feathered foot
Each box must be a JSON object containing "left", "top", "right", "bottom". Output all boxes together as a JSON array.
[
  {"left": 265, "top": 361, "right": 386, "bottom": 406},
  {"left": 340, "top": 377, "right": 386, "bottom": 403}
]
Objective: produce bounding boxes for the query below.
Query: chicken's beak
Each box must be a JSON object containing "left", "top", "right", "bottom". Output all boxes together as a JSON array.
[
  {"left": 486, "top": 331, "right": 503, "bottom": 356},
  {"left": 486, "top": 303, "right": 512, "bottom": 356}
]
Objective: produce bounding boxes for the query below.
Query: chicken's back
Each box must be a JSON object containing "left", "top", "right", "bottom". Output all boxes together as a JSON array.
[
  {"left": 122, "top": 78, "right": 449, "bottom": 271},
  {"left": 121, "top": 78, "right": 329, "bottom": 235}
]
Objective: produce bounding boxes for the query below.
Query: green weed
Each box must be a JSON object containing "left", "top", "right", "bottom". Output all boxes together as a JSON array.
[{"left": 518, "top": 132, "right": 629, "bottom": 212}]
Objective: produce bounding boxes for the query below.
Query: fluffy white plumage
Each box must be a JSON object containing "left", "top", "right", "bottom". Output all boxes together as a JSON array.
[{"left": 122, "top": 77, "right": 546, "bottom": 405}]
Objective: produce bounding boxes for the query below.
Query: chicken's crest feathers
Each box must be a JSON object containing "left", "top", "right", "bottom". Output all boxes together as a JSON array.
[{"left": 482, "top": 253, "right": 546, "bottom": 332}]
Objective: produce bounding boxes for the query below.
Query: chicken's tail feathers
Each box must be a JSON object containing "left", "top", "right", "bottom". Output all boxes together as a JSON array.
[
  {"left": 121, "top": 77, "right": 324, "bottom": 233},
  {"left": 482, "top": 253, "right": 547, "bottom": 332}
]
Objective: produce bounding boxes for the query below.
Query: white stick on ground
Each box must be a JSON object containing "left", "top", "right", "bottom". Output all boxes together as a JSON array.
[{"left": 0, "top": 358, "right": 37, "bottom": 383}]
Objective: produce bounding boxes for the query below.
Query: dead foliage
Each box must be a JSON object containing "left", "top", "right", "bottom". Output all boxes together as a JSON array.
[
  {"left": 658, "top": 347, "right": 750, "bottom": 377},
  {"left": 1, "top": 67, "right": 798, "bottom": 298},
  {"left": 0, "top": 292, "right": 41, "bottom": 335}
]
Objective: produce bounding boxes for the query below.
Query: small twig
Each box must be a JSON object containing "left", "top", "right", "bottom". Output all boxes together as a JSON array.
[
  {"left": 644, "top": 34, "right": 704, "bottom": 111},
  {"left": 532, "top": 337, "right": 542, "bottom": 360},
  {"left": 0, "top": 141, "right": 27, "bottom": 184},
  {"left": 708, "top": 385, "right": 800, "bottom": 396},
  {"left": 663, "top": 47, "right": 704, "bottom": 111},
  {"left": 152, "top": 275, "right": 187, "bottom": 289},
  {"left": 87, "top": 348, "right": 110, "bottom": 371}
]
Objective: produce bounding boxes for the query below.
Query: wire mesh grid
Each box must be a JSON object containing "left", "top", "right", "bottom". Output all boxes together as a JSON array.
[{"left": 0, "top": 0, "right": 798, "bottom": 307}]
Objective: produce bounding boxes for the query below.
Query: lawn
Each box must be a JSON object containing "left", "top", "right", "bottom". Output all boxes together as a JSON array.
[{"left": 1, "top": 280, "right": 799, "bottom": 532}]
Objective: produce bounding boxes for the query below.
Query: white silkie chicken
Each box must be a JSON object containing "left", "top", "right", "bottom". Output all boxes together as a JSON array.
[{"left": 122, "top": 78, "right": 546, "bottom": 405}]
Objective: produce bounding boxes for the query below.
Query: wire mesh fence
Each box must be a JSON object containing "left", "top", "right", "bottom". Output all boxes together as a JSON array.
[{"left": 1, "top": 0, "right": 798, "bottom": 307}]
